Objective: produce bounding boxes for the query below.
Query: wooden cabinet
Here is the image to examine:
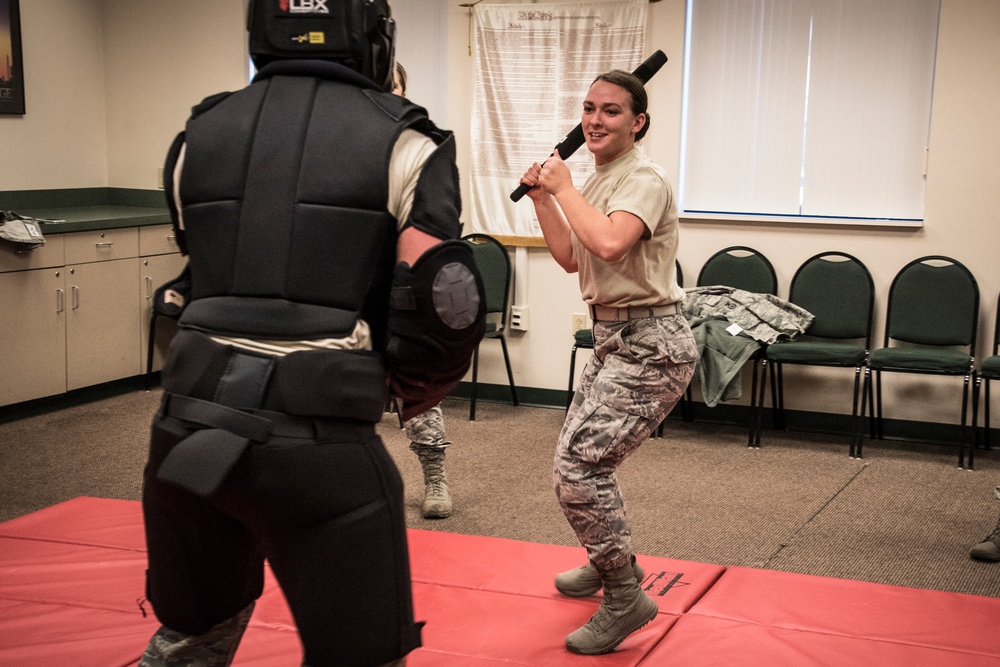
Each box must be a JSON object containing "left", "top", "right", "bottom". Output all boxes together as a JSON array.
[
  {"left": 139, "top": 224, "right": 180, "bottom": 257},
  {"left": 0, "top": 235, "right": 68, "bottom": 406},
  {"left": 63, "top": 228, "right": 142, "bottom": 391},
  {"left": 65, "top": 257, "right": 142, "bottom": 390},
  {"left": 0, "top": 223, "right": 185, "bottom": 407},
  {"left": 0, "top": 267, "right": 68, "bottom": 405}
]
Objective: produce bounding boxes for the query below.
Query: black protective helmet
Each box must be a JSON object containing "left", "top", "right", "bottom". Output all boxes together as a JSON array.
[{"left": 248, "top": 0, "right": 396, "bottom": 90}]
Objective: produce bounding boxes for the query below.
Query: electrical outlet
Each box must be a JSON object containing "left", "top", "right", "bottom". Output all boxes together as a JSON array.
[
  {"left": 572, "top": 313, "right": 587, "bottom": 333},
  {"left": 157, "top": 167, "right": 164, "bottom": 190},
  {"left": 511, "top": 305, "right": 529, "bottom": 331}
]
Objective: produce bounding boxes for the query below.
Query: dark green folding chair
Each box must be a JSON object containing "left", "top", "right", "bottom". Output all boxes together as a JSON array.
[
  {"left": 859, "top": 256, "right": 979, "bottom": 467},
  {"left": 970, "top": 292, "right": 1000, "bottom": 467},
  {"left": 751, "top": 252, "right": 874, "bottom": 455},
  {"left": 695, "top": 246, "right": 778, "bottom": 439},
  {"left": 697, "top": 245, "right": 777, "bottom": 296},
  {"left": 462, "top": 233, "right": 518, "bottom": 421}
]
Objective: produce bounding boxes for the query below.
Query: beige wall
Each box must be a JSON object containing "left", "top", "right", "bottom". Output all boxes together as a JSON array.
[
  {"left": 0, "top": 0, "right": 247, "bottom": 190},
  {"left": 1, "top": 0, "right": 996, "bottom": 426},
  {"left": 0, "top": 0, "right": 108, "bottom": 188},
  {"left": 101, "top": 0, "right": 249, "bottom": 189}
]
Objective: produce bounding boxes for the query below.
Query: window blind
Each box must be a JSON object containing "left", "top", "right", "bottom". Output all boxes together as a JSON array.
[{"left": 680, "top": 0, "right": 940, "bottom": 222}]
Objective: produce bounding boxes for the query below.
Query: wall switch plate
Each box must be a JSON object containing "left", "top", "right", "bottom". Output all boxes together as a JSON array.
[{"left": 572, "top": 313, "right": 587, "bottom": 333}]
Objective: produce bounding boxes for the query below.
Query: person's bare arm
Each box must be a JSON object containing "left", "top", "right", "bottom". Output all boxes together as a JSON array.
[
  {"left": 520, "top": 160, "right": 578, "bottom": 272},
  {"left": 397, "top": 226, "right": 445, "bottom": 266},
  {"left": 530, "top": 149, "right": 645, "bottom": 263}
]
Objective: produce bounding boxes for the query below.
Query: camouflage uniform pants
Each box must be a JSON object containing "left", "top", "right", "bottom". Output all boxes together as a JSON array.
[
  {"left": 139, "top": 603, "right": 254, "bottom": 666},
  {"left": 403, "top": 404, "right": 450, "bottom": 453},
  {"left": 555, "top": 314, "right": 697, "bottom": 572}
]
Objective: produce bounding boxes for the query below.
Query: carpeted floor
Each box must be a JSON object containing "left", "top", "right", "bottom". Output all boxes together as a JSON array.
[{"left": 1, "top": 389, "right": 998, "bottom": 597}]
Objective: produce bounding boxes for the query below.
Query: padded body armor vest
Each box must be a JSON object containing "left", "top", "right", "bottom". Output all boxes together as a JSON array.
[
  {"left": 159, "top": 61, "right": 450, "bottom": 421},
  {"left": 176, "top": 60, "right": 430, "bottom": 347}
]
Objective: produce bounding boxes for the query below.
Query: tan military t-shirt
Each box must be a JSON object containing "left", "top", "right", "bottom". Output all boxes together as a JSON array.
[{"left": 571, "top": 148, "right": 684, "bottom": 308}]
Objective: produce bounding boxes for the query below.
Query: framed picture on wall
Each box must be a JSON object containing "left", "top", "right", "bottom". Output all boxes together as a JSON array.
[{"left": 0, "top": 0, "right": 25, "bottom": 115}]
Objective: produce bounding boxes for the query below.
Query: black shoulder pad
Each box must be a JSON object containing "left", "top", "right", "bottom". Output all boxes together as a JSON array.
[
  {"left": 364, "top": 88, "right": 427, "bottom": 123},
  {"left": 191, "top": 90, "right": 234, "bottom": 118}
]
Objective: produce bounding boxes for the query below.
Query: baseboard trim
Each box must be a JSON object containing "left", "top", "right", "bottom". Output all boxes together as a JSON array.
[
  {"left": 453, "top": 381, "right": 997, "bottom": 451},
  {"left": 0, "top": 377, "right": 148, "bottom": 424}
]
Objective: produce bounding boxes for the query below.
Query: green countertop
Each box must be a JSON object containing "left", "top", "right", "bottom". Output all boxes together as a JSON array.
[
  {"left": 2, "top": 188, "right": 171, "bottom": 234},
  {"left": 28, "top": 206, "right": 171, "bottom": 234}
]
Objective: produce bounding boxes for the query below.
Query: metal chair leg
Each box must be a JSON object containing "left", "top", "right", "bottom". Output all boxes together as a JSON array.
[
  {"left": 856, "top": 367, "right": 871, "bottom": 459},
  {"left": 683, "top": 386, "right": 695, "bottom": 422},
  {"left": 145, "top": 313, "right": 159, "bottom": 390},
  {"left": 986, "top": 379, "right": 993, "bottom": 450},
  {"left": 848, "top": 366, "right": 862, "bottom": 458},
  {"left": 566, "top": 345, "right": 579, "bottom": 412},
  {"left": 469, "top": 345, "right": 480, "bottom": 421},
  {"left": 875, "top": 370, "right": 884, "bottom": 440},
  {"left": 754, "top": 358, "right": 770, "bottom": 447},
  {"left": 773, "top": 362, "right": 784, "bottom": 430},
  {"left": 498, "top": 335, "right": 519, "bottom": 406},
  {"left": 747, "top": 357, "right": 762, "bottom": 448},
  {"left": 969, "top": 375, "right": 981, "bottom": 470},
  {"left": 960, "top": 372, "right": 971, "bottom": 469},
  {"left": 867, "top": 368, "right": 876, "bottom": 439}
]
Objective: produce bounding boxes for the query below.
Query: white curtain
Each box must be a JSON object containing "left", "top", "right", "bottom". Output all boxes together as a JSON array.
[
  {"left": 681, "top": 0, "right": 939, "bottom": 221},
  {"left": 471, "top": 1, "right": 647, "bottom": 237}
]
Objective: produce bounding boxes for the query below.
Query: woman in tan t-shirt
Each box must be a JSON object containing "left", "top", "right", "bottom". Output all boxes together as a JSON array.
[{"left": 520, "top": 69, "right": 697, "bottom": 656}]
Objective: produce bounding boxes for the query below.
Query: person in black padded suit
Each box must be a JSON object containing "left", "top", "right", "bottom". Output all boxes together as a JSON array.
[{"left": 138, "top": 2, "right": 484, "bottom": 665}]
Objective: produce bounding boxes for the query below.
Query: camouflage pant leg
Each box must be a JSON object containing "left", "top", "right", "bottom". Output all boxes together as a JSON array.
[
  {"left": 404, "top": 403, "right": 451, "bottom": 452},
  {"left": 139, "top": 602, "right": 254, "bottom": 667},
  {"left": 555, "top": 316, "right": 697, "bottom": 572}
]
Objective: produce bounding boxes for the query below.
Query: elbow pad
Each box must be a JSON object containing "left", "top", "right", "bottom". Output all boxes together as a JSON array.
[{"left": 385, "top": 240, "right": 485, "bottom": 421}]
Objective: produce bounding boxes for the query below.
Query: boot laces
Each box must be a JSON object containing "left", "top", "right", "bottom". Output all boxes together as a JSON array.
[
  {"left": 426, "top": 476, "right": 449, "bottom": 498},
  {"left": 417, "top": 449, "right": 447, "bottom": 481},
  {"left": 423, "top": 460, "right": 445, "bottom": 480},
  {"left": 584, "top": 599, "right": 617, "bottom": 633}
]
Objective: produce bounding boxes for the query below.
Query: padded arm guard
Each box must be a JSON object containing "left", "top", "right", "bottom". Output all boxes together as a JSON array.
[{"left": 385, "top": 240, "right": 486, "bottom": 421}]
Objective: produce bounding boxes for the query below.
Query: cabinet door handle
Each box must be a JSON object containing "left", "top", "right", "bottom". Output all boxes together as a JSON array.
[
  {"left": 146, "top": 276, "right": 153, "bottom": 299},
  {"left": 167, "top": 235, "right": 177, "bottom": 242},
  {"left": 95, "top": 242, "right": 114, "bottom": 248},
  {"left": 56, "top": 288, "right": 65, "bottom": 313},
  {"left": 71, "top": 285, "right": 79, "bottom": 309}
]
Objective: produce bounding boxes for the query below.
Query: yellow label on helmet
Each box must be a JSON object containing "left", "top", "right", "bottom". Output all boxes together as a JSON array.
[{"left": 291, "top": 31, "right": 325, "bottom": 45}]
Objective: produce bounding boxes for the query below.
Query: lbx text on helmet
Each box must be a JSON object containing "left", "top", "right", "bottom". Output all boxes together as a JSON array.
[{"left": 288, "top": 0, "right": 329, "bottom": 14}]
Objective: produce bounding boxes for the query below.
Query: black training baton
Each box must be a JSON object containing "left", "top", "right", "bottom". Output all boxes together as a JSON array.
[{"left": 509, "top": 49, "right": 669, "bottom": 202}]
